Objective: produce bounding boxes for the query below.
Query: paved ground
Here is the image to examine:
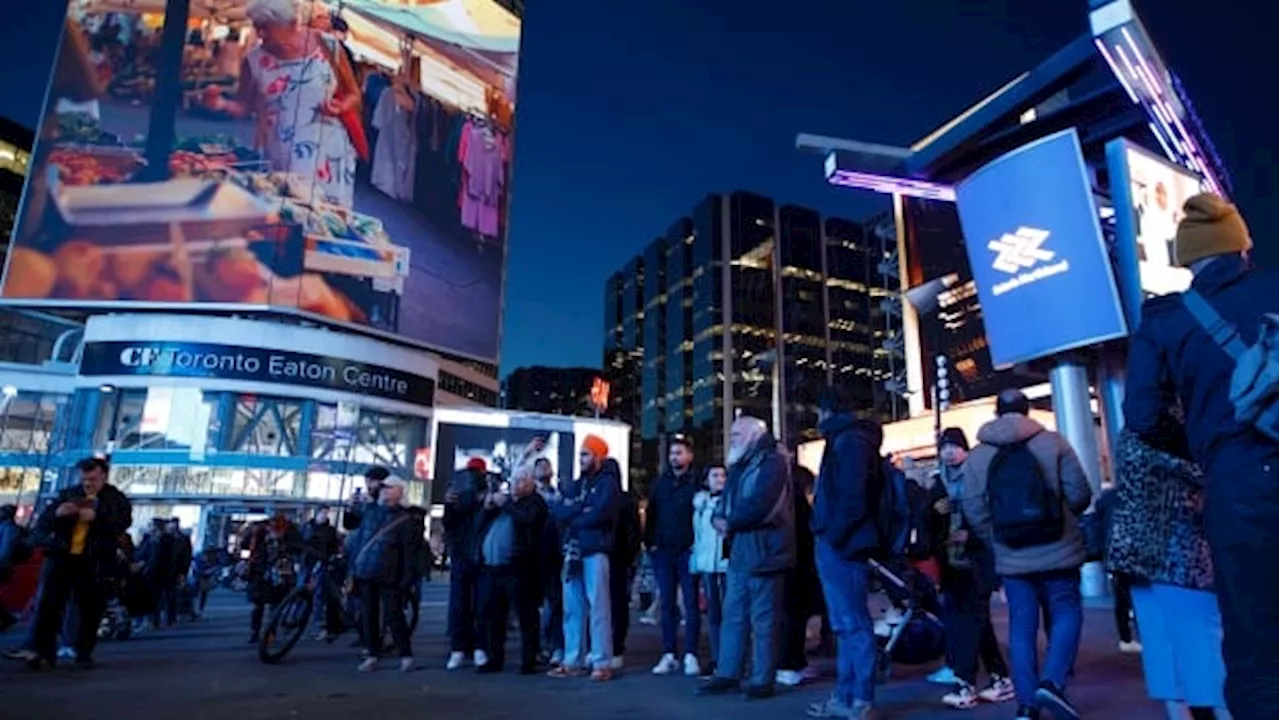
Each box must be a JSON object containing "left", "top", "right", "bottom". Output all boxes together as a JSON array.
[{"left": 0, "top": 580, "right": 1167, "bottom": 720}]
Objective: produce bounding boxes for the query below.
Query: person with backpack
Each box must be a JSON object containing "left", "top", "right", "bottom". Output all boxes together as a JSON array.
[
  {"left": 1122, "top": 193, "right": 1278, "bottom": 720},
  {"left": 806, "top": 386, "right": 891, "bottom": 720},
  {"left": 961, "top": 389, "right": 1092, "bottom": 720},
  {"left": 928, "top": 427, "right": 1014, "bottom": 710}
]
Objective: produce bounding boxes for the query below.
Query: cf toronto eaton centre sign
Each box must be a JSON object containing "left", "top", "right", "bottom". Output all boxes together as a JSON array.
[
  {"left": 80, "top": 341, "right": 436, "bottom": 407},
  {"left": 955, "top": 128, "right": 1127, "bottom": 368}
]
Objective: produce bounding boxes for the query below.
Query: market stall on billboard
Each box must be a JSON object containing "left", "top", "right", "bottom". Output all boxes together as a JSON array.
[{"left": 2, "top": 0, "right": 520, "bottom": 362}]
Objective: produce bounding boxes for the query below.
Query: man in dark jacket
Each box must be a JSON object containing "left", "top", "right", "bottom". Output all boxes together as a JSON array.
[
  {"left": 348, "top": 477, "right": 421, "bottom": 673},
  {"left": 476, "top": 465, "right": 549, "bottom": 674},
  {"left": 547, "top": 435, "right": 621, "bottom": 681},
  {"left": 646, "top": 434, "right": 701, "bottom": 676},
  {"left": 243, "top": 509, "right": 303, "bottom": 643},
  {"left": 344, "top": 466, "right": 390, "bottom": 531},
  {"left": 1123, "top": 194, "right": 1278, "bottom": 720},
  {"left": 29, "top": 456, "right": 132, "bottom": 669},
  {"left": 443, "top": 457, "right": 490, "bottom": 670},
  {"left": 610, "top": 485, "right": 642, "bottom": 669},
  {"left": 534, "top": 458, "right": 564, "bottom": 665},
  {"left": 807, "top": 387, "right": 882, "bottom": 719},
  {"left": 777, "top": 458, "right": 818, "bottom": 687},
  {"left": 0, "top": 504, "right": 26, "bottom": 633},
  {"left": 929, "top": 427, "right": 1013, "bottom": 709},
  {"left": 697, "top": 416, "right": 794, "bottom": 700},
  {"left": 304, "top": 508, "right": 343, "bottom": 639}
]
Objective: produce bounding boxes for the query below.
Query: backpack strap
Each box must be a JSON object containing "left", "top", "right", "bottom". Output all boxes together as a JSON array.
[{"left": 1183, "top": 289, "right": 1248, "bottom": 360}]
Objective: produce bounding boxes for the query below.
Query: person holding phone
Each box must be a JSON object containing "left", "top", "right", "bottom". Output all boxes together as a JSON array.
[{"left": 444, "top": 457, "right": 490, "bottom": 670}]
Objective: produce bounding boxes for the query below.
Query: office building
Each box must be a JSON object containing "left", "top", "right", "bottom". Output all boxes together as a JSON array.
[
  {"left": 503, "top": 365, "right": 605, "bottom": 417},
  {"left": 603, "top": 191, "right": 902, "bottom": 490}
]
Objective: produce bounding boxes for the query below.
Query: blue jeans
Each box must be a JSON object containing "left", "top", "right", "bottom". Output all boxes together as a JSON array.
[
  {"left": 1003, "top": 568, "right": 1083, "bottom": 706},
  {"left": 652, "top": 549, "right": 700, "bottom": 657},
  {"left": 562, "top": 553, "right": 612, "bottom": 670},
  {"left": 815, "top": 540, "right": 876, "bottom": 706}
]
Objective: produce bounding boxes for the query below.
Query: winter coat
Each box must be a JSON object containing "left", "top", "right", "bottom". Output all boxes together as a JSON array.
[
  {"left": 1107, "top": 430, "right": 1213, "bottom": 591},
  {"left": 960, "top": 414, "right": 1093, "bottom": 577},
  {"left": 442, "top": 469, "right": 490, "bottom": 563},
  {"left": 718, "top": 434, "right": 795, "bottom": 575},
  {"left": 1124, "top": 254, "right": 1279, "bottom": 479},
  {"left": 349, "top": 504, "right": 422, "bottom": 589},
  {"left": 478, "top": 492, "right": 548, "bottom": 567},
  {"left": 303, "top": 520, "right": 341, "bottom": 561},
  {"left": 644, "top": 466, "right": 699, "bottom": 553},
  {"left": 551, "top": 459, "right": 622, "bottom": 557},
  {"left": 35, "top": 483, "right": 132, "bottom": 578},
  {"left": 811, "top": 414, "right": 883, "bottom": 560},
  {"left": 690, "top": 490, "right": 728, "bottom": 575}
]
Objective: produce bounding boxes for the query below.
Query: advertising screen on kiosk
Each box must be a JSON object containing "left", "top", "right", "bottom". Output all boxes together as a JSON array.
[
  {"left": 954, "top": 128, "right": 1127, "bottom": 368},
  {"left": 1, "top": 0, "right": 519, "bottom": 363}
]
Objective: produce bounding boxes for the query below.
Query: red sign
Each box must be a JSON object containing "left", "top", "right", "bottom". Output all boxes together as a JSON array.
[
  {"left": 590, "top": 377, "right": 610, "bottom": 412},
  {"left": 413, "top": 447, "right": 432, "bottom": 480}
]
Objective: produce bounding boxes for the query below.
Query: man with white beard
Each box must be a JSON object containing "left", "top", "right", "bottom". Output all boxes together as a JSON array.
[{"left": 696, "top": 416, "right": 795, "bottom": 701}]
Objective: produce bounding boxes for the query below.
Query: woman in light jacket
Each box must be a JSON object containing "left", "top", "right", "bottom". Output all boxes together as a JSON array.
[
  {"left": 1109, "top": 427, "right": 1224, "bottom": 719},
  {"left": 690, "top": 464, "right": 729, "bottom": 676}
]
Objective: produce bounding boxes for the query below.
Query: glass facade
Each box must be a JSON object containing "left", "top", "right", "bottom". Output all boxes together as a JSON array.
[
  {"left": 689, "top": 196, "right": 724, "bottom": 456},
  {"left": 779, "top": 206, "right": 828, "bottom": 443}
]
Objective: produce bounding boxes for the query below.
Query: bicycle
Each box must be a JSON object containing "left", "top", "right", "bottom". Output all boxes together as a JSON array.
[{"left": 258, "top": 557, "right": 420, "bottom": 664}]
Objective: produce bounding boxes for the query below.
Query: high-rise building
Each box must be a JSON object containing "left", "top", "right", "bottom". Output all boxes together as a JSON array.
[
  {"left": 503, "top": 366, "right": 604, "bottom": 417},
  {"left": 603, "top": 191, "right": 903, "bottom": 490}
]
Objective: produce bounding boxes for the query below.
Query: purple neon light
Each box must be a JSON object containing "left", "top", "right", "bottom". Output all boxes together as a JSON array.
[
  {"left": 1094, "top": 39, "right": 1138, "bottom": 104},
  {"left": 1121, "top": 28, "right": 1163, "bottom": 97},
  {"left": 827, "top": 169, "right": 957, "bottom": 201}
]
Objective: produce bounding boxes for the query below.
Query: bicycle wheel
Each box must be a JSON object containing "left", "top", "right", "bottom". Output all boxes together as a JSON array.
[{"left": 258, "top": 589, "right": 313, "bottom": 664}]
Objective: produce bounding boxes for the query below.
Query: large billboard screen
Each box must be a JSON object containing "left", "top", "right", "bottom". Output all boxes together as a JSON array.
[
  {"left": 955, "top": 129, "right": 1127, "bottom": 368},
  {"left": 1105, "top": 138, "right": 1201, "bottom": 326},
  {"left": 2, "top": 0, "right": 519, "bottom": 362}
]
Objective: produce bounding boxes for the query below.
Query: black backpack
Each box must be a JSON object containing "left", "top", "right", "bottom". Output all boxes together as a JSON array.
[
  {"left": 985, "top": 434, "right": 1064, "bottom": 549},
  {"left": 875, "top": 457, "right": 913, "bottom": 558}
]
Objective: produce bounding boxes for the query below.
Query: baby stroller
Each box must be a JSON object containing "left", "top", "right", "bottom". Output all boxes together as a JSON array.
[{"left": 868, "top": 558, "right": 945, "bottom": 681}]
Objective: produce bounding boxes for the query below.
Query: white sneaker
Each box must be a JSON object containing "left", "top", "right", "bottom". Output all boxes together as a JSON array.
[
  {"left": 609, "top": 655, "right": 625, "bottom": 670},
  {"left": 1119, "top": 640, "right": 1143, "bottom": 654},
  {"left": 473, "top": 649, "right": 489, "bottom": 667},
  {"left": 639, "top": 615, "right": 658, "bottom": 626},
  {"left": 927, "top": 666, "right": 958, "bottom": 685},
  {"left": 978, "top": 676, "right": 1016, "bottom": 703},
  {"left": 57, "top": 647, "right": 76, "bottom": 660},
  {"left": 399, "top": 657, "right": 415, "bottom": 673},
  {"left": 446, "top": 651, "right": 466, "bottom": 670},
  {"left": 550, "top": 650, "right": 564, "bottom": 666},
  {"left": 683, "top": 653, "right": 701, "bottom": 677},
  {"left": 358, "top": 656, "right": 379, "bottom": 673},
  {"left": 775, "top": 669, "right": 805, "bottom": 687},
  {"left": 652, "top": 653, "right": 679, "bottom": 675},
  {"left": 942, "top": 684, "right": 980, "bottom": 709}
]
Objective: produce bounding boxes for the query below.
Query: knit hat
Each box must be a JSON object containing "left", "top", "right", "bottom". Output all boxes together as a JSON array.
[
  {"left": 465, "top": 457, "right": 487, "bottom": 472},
  {"left": 939, "top": 427, "right": 969, "bottom": 451},
  {"left": 1173, "top": 193, "right": 1252, "bottom": 267},
  {"left": 581, "top": 434, "right": 609, "bottom": 459}
]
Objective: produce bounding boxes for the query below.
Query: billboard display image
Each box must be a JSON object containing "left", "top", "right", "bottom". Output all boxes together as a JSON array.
[
  {"left": 1105, "top": 139, "right": 1201, "bottom": 325},
  {"left": 431, "top": 423, "right": 574, "bottom": 502},
  {"left": 3, "top": 0, "right": 519, "bottom": 362}
]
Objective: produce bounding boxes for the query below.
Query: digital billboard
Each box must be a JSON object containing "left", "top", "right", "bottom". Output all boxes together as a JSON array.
[
  {"left": 954, "top": 129, "right": 1127, "bottom": 368},
  {"left": 2, "top": 0, "right": 519, "bottom": 362},
  {"left": 1105, "top": 138, "right": 1201, "bottom": 326}
]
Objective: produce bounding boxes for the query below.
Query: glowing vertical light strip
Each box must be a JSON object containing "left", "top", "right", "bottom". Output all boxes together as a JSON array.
[
  {"left": 1094, "top": 39, "right": 1138, "bottom": 104},
  {"left": 1147, "top": 122, "right": 1177, "bottom": 162},
  {"left": 1121, "top": 28, "right": 1160, "bottom": 96}
]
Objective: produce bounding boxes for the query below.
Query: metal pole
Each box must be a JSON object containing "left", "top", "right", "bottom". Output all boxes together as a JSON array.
[
  {"left": 1049, "top": 355, "right": 1106, "bottom": 598},
  {"left": 142, "top": 0, "right": 191, "bottom": 182},
  {"left": 1095, "top": 350, "right": 1126, "bottom": 486}
]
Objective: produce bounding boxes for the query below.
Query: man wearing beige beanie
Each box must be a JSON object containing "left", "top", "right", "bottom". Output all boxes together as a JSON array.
[{"left": 1122, "top": 193, "right": 1278, "bottom": 720}]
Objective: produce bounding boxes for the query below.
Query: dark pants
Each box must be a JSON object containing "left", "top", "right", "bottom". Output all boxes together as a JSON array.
[
  {"left": 1004, "top": 568, "right": 1082, "bottom": 707},
  {"left": 943, "top": 571, "right": 1008, "bottom": 686},
  {"left": 701, "top": 573, "right": 726, "bottom": 667},
  {"left": 1112, "top": 573, "right": 1136, "bottom": 644},
  {"left": 652, "top": 549, "right": 700, "bottom": 657},
  {"left": 541, "top": 565, "right": 564, "bottom": 654},
  {"left": 448, "top": 559, "right": 482, "bottom": 653},
  {"left": 360, "top": 581, "right": 412, "bottom": 658},
  {"left": 1204, "top": 458, "right": 1279, "bottom": 720},
  {"left": 717, "top": 570, "right": 785, "bottom": 689},
  {"left": 609, "top": 555, "right": 634, "bottom": 656},
  {"left": 153, "top": 576, "right": 179, "bottom": 627},
  {"left": 31, "top": 556, "right": 106, "bottom": 663},
  {"left": 480, "top": 564, "right": 541, "bottom": 670},
  {"left": 778, "top": 568, "right": 811, "bottom": 672}
]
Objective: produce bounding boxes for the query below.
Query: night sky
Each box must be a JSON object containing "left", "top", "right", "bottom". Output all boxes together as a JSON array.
[{"left": 1, "top": 1, "right": 1274, "bottom": 375}]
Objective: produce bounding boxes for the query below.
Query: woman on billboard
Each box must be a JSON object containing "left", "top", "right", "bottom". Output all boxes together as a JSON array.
[{"left": 210, "top": 0, "right": 363, "bottom": 209}]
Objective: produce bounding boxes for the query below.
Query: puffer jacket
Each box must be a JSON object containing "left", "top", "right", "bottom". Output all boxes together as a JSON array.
[
  {"left": 349, "top": 504, "right": 422, "bottom": 589},
  {"left": 1107, "top": 430, "right": 1213, "bottom": 591},
  {"left": 717, "top": 434, "right": 795, "bottom": 575},
  {"left": 811, "top": 414, "right": 883, "bottom": 560},
  {"left": 551, "top": 458, "right": 622, "bottom": 557},
  {"left": 960, "top": 414, "right": 1093, "bottom": 577},
  {"left": 690, "top": 489, "right": 727, "bottom": 575}
]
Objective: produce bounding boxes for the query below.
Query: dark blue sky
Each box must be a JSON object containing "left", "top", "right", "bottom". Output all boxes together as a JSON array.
[{"left": 1, "top": 1, "right": 1274, "bottom": 375}]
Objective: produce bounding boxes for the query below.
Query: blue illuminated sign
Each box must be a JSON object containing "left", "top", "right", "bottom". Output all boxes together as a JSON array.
[{"left": 955, "top": 129, "right": 1127, "bottom": 368}]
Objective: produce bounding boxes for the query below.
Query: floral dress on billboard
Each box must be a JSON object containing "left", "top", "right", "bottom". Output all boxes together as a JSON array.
[{"left": 246, "top": 41, "right": 356, "bottom": 209}]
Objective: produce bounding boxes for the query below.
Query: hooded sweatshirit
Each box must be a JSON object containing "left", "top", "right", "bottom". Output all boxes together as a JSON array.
[{"left": 960, "top": 414, "right": 1093, "bottom": 577}]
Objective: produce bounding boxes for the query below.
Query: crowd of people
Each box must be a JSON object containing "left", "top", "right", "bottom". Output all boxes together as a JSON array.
[{"left": 0, "top": 192, "right": 1274, "bottom": 720}]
